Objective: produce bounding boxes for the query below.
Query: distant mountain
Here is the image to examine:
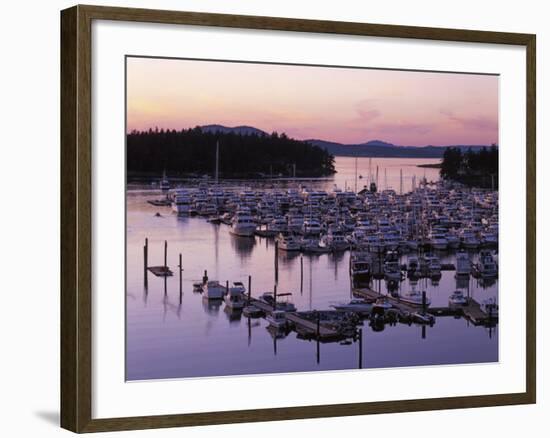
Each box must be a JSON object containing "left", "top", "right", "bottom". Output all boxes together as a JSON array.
[
  {"left": 199, "top": 124, "right": 268, "bottom": 136},
  {"left": 363, "top": 140, "right": 395, "bottom": 147},
  {"left": 198, "top": 124, "right": 493, "bottom": 158},
  {"left": 306, "top": 139, "right": 493, "bottom": 158}
]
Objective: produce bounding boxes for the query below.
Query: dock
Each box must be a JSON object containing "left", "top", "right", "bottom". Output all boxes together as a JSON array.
[
  {"left": 285, "top": 312, "right": 342, "bottom": 341},
  {"left": 249, "top": 298, "right": 342, "bottom": 340},
  {"left": 353, "top": 287, "right": 491, "bottom": 325}
]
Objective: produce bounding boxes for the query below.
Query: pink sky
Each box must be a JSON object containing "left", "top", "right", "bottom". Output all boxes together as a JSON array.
[{"left": 126, "top": 57, "right": 498, "bottom": 146}]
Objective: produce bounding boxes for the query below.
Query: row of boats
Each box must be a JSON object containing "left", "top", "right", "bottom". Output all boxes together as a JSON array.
[
  {"left": 348, "top": 249, "right": 498, "bottom": 288},
  {"left": 164, "top": 180, "right": 498, "bottom": 254}
]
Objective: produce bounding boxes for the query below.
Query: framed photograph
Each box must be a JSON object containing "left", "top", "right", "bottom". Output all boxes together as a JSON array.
[{"left": 60, "top": 5, "right": 536, "bottom": 433}]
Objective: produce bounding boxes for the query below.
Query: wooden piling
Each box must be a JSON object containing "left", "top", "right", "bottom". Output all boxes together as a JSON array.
[
  {"left": 422, "top": 291, "right": 427, "bottom": 313},
  {"left": 178, "top": 253, "right": 183, "bottom": 301},
  {"left": 248, "top": 275, "right": 251, "bottom": 303},
  {"left": 273, "top": 284, "right": 277, "bottom": 310},
  {"left": 358, "top": 328, "right": 363, "bottom": 369},
  {"left": 203, "top": 270, "right": 208, "bottom": 284},
  {"left": 226, "top": 280, "right": 229, "bottom": 295},
  {"left": 274, "top": 240, "right": 279, "bottom": 283},
  {"left": 164, "top": 240, "right": 168, "bottom": 268},
  {"left": 300, "top": 255, "right": 304, "bottom": 293},
  {"left": 316, "top": 311, "right": 321, "bottom": 364},
  {"left": 143, "top": 238, "right": 149, "bottom": 275}
]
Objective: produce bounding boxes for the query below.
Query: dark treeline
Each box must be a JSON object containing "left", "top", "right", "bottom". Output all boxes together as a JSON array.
[
  {"left": 127, "top": 127, "right": 336, "bottom": 178},
  {"left": 440, "top": 145, "right": 498, "bottom": 189}
]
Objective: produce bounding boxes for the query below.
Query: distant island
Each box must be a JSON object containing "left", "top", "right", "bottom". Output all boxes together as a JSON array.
[
  {"left": 440, "top": 146, "right": 498, "bottom": 189},
  {"left": 200, "top": 124, "right": 495, "bottom": 158},
  {"left": 127, "top": 127, "right": 335, "bottom": 179}
]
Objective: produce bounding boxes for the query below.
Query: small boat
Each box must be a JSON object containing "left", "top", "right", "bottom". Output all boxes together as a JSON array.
[
  {"left": 400, "top": 289, "right": 430, "bottom": 306},
  {"left": 449, "top": 290, "right": 468, "bottom": 306},
  {"left": 411, "top": 312, "right": 435, "bottom": 325},
  {"left": 159, "top": 170, "right": 170, "bottom": 191},
  {"left": 229, "top": 207, "right": 256, "bottom": 237},
  {"left": 302, "top": 219, "right": 322, "bottom": 236},
  {"left": 372, "top": 297, "right": 393, "bottom": 311},
  {"left": 243, "top": 305, "right": 264, "bottom": 318},
  {"left": 331, "top": 299, "right": 373, "bottom": 313},
  {"left": 319, "top": 228, "right": 349, "bottom": 252},
  {"left": 424, "top": 254, "right": 441, "bottom": 276},
  {"left": 171, "top": 189, "right": 191, "bottom": 215},
  {"left": 480, "top": 297, "right": 499, "bottom": 318},
  {"left": 202, "top": 280, "right": 226, "bottom": 300},
  {"left": 276, "top": 232, "right": 301, "bottom": 251},
  {"left": 224, "top": 289, "right": 246, "bottom": 309},
  {"left": 259, "top": 292, "right": 297, "bottom": 312},
  {"left": 474, "top": 250, "right": 498, "bottom": 278},
  {"left": 192, "top": 282, "right": 203, "bottom": 293},
  {"left": 301, "top": 237, "right": 328, "bottom": 253},
  {"left": 455, "top": 251, "right": 471, "bottom": 276},
  {"left": 350, "top": 253, "right": 372, "bottom": 283},
  {"left": 266, "top": 310, "right": 288, "bottom": 329},
  {"left": 384, "top": 260, "right": 403, "bottom": 281}
]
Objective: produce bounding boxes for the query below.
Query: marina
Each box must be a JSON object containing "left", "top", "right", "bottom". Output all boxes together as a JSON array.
[{"left": 126, "top": 157, "right": 499, "bottom": 381}]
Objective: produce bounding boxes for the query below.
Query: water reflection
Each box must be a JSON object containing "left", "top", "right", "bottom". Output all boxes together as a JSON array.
[
  {"left": 229, "top": 234, "right": 256, "bottom": 258},
  {"left": 126, "top": 162, "right": 498, "bottom": 381}
]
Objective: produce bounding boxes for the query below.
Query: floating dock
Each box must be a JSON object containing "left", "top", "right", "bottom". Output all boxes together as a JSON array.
[
  {"left": 249, "top": 298, "right": 342, "bottom": 340},
  {"left": 353, "top": 287, "right": 492, "bottom": 325}
]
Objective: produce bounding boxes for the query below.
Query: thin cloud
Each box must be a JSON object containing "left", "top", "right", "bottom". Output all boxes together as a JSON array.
[{"left": 440, "top": 109, "right": 497, "bottom": 131}]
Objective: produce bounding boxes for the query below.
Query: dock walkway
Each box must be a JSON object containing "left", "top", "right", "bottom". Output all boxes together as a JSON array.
[
  {"left": 353, "top": 287, "right": 490, "bottom": 325},
  {"left": 249, "top": 298, "right": 341, "bottom": 340}
]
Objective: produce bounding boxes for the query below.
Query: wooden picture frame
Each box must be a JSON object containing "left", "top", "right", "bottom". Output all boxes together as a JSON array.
[{"left": 60, "top": 4, "right": 536, "bottom": 433}]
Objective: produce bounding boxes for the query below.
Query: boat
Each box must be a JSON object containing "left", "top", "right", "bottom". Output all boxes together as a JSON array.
[
  {"left": 475, "top": 250, "right": 498, "bottom": 278},
  {"left": 399, "top": 289, "right": 431, "bottom": 306},
  {"left": 202, "top": 280, "right": 226, "bottom": 300},
  {"left": 276, "top": 232, "right": 301, "bottom": 251},
  {"left": 455, "top": 251, "right": 471, "bottom": 276},
  {"left": 448, "top": 290, "right": 468, "bottom": 306},
  {"left": 259, "top": 292, "right": 297, "bottom": 312},
  {"left": 299, "top": 237, "right": 319, "bottom": 253},
  {"left": 171, "top": 189, "right": 192, "bottom": 215},
  {"left": 319, "top": 226, "right": 349, "bottom": 251},
  {"left": 411, "top": 312, "right": 435, "bottom": 324},
  {"left": 242, "top": 305, "right": 264, "bottom": 318},
  {"left": 229, "top": 281, "right": 246, "bottom": 295},
  {"left": 372, "top": 297, "right": 393, "bottom": 311},
  {"left": 302, "top": 218, "right": 322, "bottom": 236},
  {"left": 350, "top": 253, "right": 372, "bottom": 283},
  {"left": 424, "top": 254, "right": 441, "bottom": 276},
  {"left": 384, "top": 260, "right": 403, "bottom": 281},
  {"left": 428, "top": 230, "right": 448, "bottom": 250},
  {"left": 269, "top": 216, "right": 288, "bottom": 234},
  {"left": 159, "top": 170, "right": 170, "bottom": 191},
  {"left": 480, "top": 297, "right": 499, "bottom": 318},
  {"left": 331, "top": 299, "right": 372, "bottom": 313},
  {"left": 407, "top": 255, "right": 420, "bottom": 273},
  {"left": 224, "top": 286, "right": 246, "bottom": 309},
  {"left": 266, "top": 310, "right": 288, "bottom": 329},
  {"left": 460, "top": 229, "right": 480, "bottom": 249},
  {"left": 229, "top": 207, "right": 256, "bottom": 237}
]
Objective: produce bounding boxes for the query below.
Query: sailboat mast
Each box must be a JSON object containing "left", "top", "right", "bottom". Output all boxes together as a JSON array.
[
  {"left": 215, "top": 140, "right": 219, "bottom": 185},
  {"left": 354, "top": 157, "right": 358, "bottom": 193}
]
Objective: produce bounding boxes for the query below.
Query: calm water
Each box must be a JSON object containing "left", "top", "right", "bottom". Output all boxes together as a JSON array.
[{"left": 126, "top": 157, "right": 498, "bottom": 381}]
